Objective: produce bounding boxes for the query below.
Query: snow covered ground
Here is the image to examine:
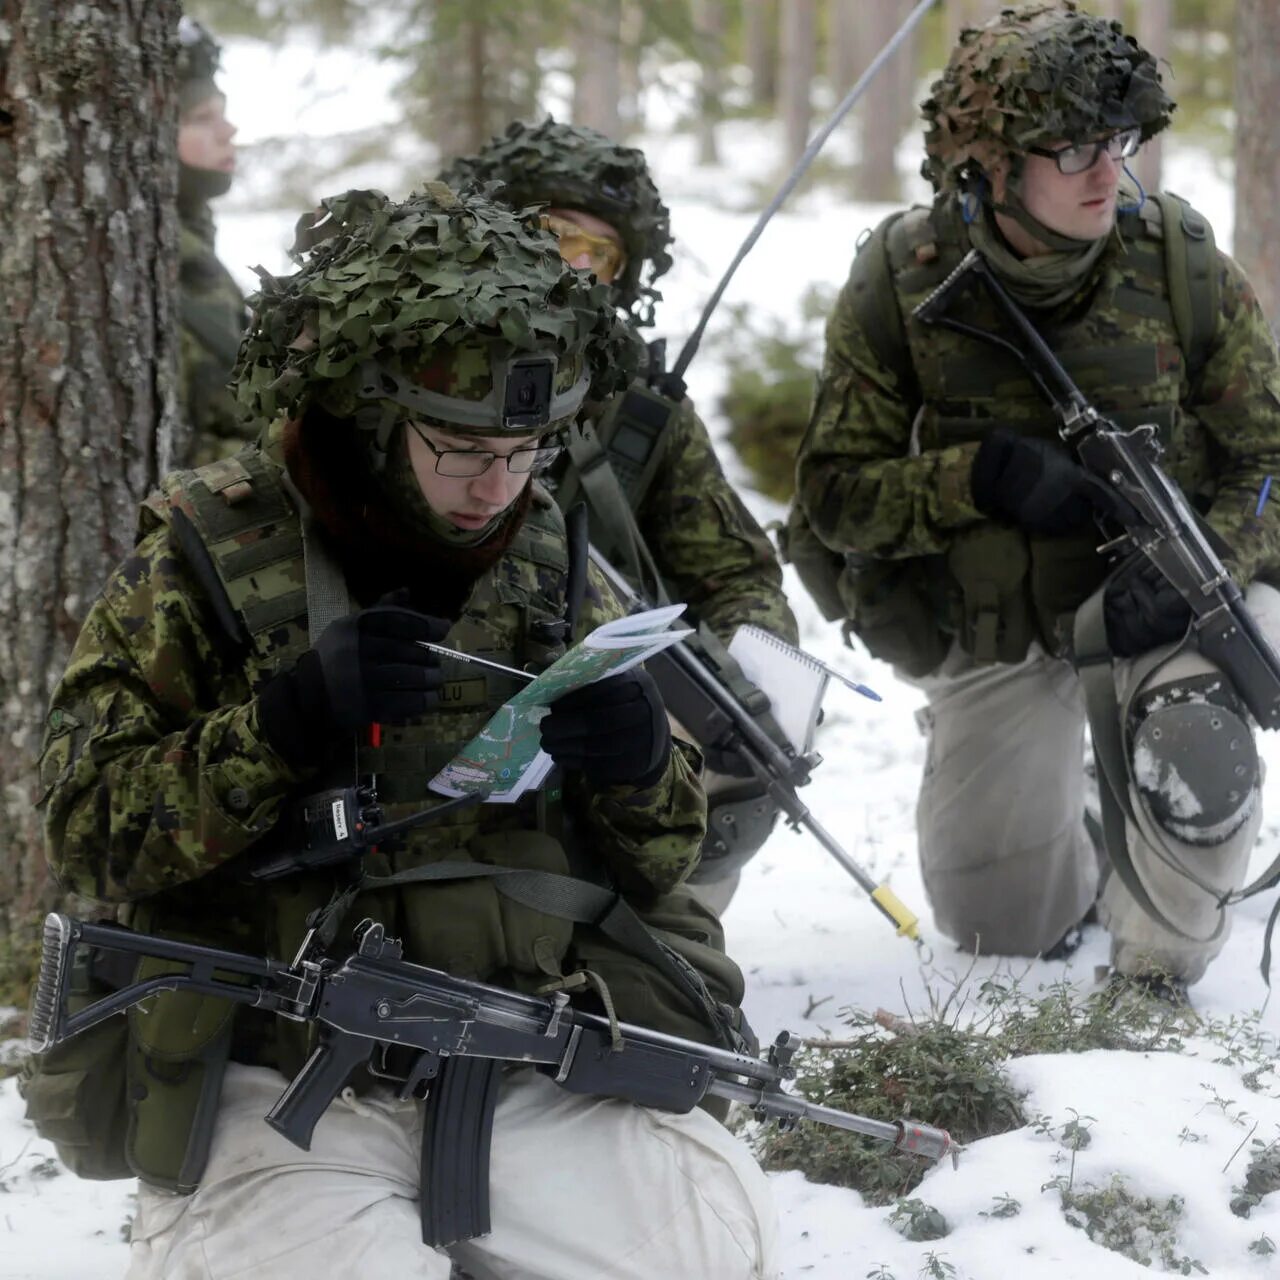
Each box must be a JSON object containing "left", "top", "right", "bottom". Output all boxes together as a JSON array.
[{"left": 1, "top": 30, "right": 1277, "bottom": 1280}]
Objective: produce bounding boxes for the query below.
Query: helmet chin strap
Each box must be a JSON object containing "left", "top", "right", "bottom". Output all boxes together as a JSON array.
[{"left": 986, "top": 174, "right": 1104, "bottom": 254}]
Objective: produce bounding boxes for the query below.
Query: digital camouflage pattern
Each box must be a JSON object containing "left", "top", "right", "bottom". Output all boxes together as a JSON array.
[
  {"left": 440, "top": 119, "right": 674, "bottom": 327},
  {"left": 179, "top": 208, "right": 253, "bottom": 467},
  {"left": 234, "top": 184, "right": 637, "bottom": 430},
  {"left": 39, "top": 476, "right": 703, "bottom": 909},
  {"left": 794, "top": 195, "right": 1280, "bottom": 658},
  {"left": 921, "top": 1, "right": 1174, "bottom": 193},
  {"left": 629, "top": 397, "right": 798, "bottom": 646}
]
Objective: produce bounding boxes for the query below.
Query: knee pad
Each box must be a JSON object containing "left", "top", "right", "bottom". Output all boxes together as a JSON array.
[{"left": 1127, "top": 673, "right": 1258, "bottom": 846}]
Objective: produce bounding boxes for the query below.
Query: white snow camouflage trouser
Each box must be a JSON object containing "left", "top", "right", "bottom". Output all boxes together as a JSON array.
[
  {"left": 125, "top": 1062, "right": 778, "bottom": 1280},
  {"left": 911, "top": 582, "right": 1280, "bottom": 983}
]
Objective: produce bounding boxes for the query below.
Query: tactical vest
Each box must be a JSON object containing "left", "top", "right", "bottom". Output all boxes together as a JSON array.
[{"left": 799, "top": 192, "right": 1221, "bottom": 666}]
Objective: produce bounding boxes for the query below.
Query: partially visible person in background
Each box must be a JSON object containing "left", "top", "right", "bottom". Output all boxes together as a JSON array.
[{"left": 176, "top": 15, "right": 253, "bottom": 466}]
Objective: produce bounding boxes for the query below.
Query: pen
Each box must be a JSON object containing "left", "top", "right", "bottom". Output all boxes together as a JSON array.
[
  {"left": 821, "top": 665, "right": 882, "bottom": 702},
  {"left": 418, "top": 642, "right": 535, "bottom": 682}
]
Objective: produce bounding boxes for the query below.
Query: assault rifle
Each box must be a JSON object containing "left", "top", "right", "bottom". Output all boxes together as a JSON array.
[
  {"left": 588, "top": 547, "right": 923, "bottom": 942},
  {"left": 913, "top": 248, "right": 1280, "bottom": 732},
  {"left": 30, "top": 913, "right": 955, "bottom": 1246}
]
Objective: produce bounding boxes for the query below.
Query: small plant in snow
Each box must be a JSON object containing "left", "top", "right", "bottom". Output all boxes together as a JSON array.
[
  {"left": 1060, "top": 1109, "right": 1095, "bottom": 1151},
  {"left": 1229, "top": 1131, "right": 1280, "bottom": 1218},
  {"left": 1055, "top": 1174, "right": 1206, "bottom": 1273},
  {"left": 980, "top": 1192, "right": 1021, "bottom": 1219},
  {"left": 889, "top": 1197, "right": 948, "bottom": 1241},
  {"left": 918, "top": 1252, "right": 956, "bottom": 1279},
  {"left": 1248, "top": 1232, "right": 1276, "bottom": 1256}
]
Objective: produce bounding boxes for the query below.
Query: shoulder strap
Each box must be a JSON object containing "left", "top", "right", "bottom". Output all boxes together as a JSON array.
[{"left": 1150, "top": 191, "right": 1221, "bottom": 382}]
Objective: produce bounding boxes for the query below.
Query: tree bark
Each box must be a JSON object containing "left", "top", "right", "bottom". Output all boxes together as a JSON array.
[
  {"left": 1132, "top": 0, "right": 1170, "bottom": 196},
  {"left": 617, "top": 0, "right": 645, "bottom": 135},
  {"left": 571, "top": 0, "right": 621, "bottom": 139},
  {"left": 743, "top": 0, "right": 777, "bottom": 111},
  {"left": 778, "top": 0, "right": 816, "bottom": 167},
  {"left": 0, "top": 1, "right": 182, "bottom": 998},
  {"left": 1235, "top": 0, "right": 1280, "bottom": 329},
  {"left": 826, "top": 0, "right": 864, "bottom": 102},
  {"left": 856, "top": 0, "right": 914, "bottom": 202},
  {"left": 694, "top": 0, "right": 726, "bottom": 164}
]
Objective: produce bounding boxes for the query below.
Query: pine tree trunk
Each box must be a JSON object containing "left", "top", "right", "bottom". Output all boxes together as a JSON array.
[
  {"left": 826, "top": 0, "right": 863, "bottom": 101},
  {"left": 694, "top": 0, "right": 726, "bottom": 165},
  {"left": 617, "top": 1, "right": 645, "bottom": 135},
  {"left": 778, "top": 0, "right": 816, "bottom": 167},
  {"left": 571, "top": 0, "right": 621, "bottom": 138},
  {"left": 0, "top": 1, "right": 182, "bottom": 1000},
  {"left": 1235, "top": 0, "right": 1280, "bottom": 329},
  {"left": 1132, "top": 0, "right": 1170, "bottom": 197},
  {"left": 743, "top": 0, "right": 777, "bottom": 111},
  {"left": 856, "top": 0, "right": 915, "bottom": 202}
]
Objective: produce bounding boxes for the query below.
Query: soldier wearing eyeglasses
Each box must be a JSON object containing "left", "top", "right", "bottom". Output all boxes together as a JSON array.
[
  {"left": 789, "top": 2, "right": 1280, "bottom": 998},
  {"left": 32, "top": 185, "right": 777, "bottom": 1278}
]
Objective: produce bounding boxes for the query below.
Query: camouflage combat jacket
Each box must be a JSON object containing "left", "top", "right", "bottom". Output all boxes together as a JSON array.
[
  {"left": 37, "top": 439, "right": 710, "bottom": 1188},
  {"left": 178, "top": 203, "right": 253, "bottom": 467},
  {"left": 795, "top": 195, "right": 1280, "bottom": 667}
]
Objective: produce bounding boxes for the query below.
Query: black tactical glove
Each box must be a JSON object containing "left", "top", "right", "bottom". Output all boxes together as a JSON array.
[
  {"left": 259, "top": 605, "right": 450, "bottom": 768},
  {"left": 540, "top": 667, "right": 672, "bottom": 788},
  {"left": 970, "top": 428, "right": 1133, "bottom": 536},
  {"left": 1103, "top": 556, "right": 1194, "bottom": 658}
]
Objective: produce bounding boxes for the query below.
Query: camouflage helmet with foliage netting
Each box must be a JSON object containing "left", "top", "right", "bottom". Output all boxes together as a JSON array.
[
  {"left": 921, "top": 1, "right": 1174, "bottom": 194},
  {"left": 439, "top": 118, "right": 674, "bottom": 327},
  {"left": 176, "top": 16, "right": 222, "bottom": 112},
  {"left": 232, "top": 182, "right": 638, "bottom": 439}
]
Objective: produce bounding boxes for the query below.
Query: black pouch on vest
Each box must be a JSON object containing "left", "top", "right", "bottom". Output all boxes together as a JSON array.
[
  {"left": 18, "top": 953, "right": 133, "bottom": 1181},
  {"left": 841, "top": 556, "right": 950, "bottom": 677},
  {"left": 947, "top": 526, "right": 1035, "bottom": 664}
]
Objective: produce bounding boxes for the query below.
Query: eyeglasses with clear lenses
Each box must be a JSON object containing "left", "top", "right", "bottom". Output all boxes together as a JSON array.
[
  {"left": 408, "top": 422, "right": 564, "bottom": 477},
  {"left": 1027, "top": 126, "right": 1141, "bottom": 176}
]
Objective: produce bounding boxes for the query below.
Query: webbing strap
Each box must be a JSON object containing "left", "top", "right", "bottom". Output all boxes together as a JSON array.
[
  {"left": 565, "top": 426, "right": 670, "bottom": 607},
  {"left": 1073, "top": 588, "right": 1225, "bottom": 945},
  {"left": 281, "top": 472, "right": 352, "bottom": 644},
  {"left": 336, "top": 859, "right": 740, "bottom": 1049}
]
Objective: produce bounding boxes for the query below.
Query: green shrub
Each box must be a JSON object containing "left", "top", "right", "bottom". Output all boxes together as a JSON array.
[
  {"left": 753, "top": 971, "right": 1200, "bottom": 1201},
  {"left": 715, "top": 285, "right": 835, "bottom": 502}
]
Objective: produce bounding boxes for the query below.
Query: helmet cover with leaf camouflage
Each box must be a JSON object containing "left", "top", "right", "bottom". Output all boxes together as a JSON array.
[
  {"left": 921, "top": 1, "right": 1175, "bottom": 194},
  {"left": 232, "top": 182, "right": 638, "bottom": 438},
  {"left": 176, "top": 16, "right": 223, "bottom": 113},
  {"left": 440, "top": 118, "right": 674, "bottom": 327}
]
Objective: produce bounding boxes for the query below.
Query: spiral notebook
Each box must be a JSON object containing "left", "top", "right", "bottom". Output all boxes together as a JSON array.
[{"left": 726, "top": 625, "right": 881, "bottom": 755}]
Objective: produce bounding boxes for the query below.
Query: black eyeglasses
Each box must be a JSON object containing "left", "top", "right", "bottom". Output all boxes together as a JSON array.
[
  {"left": 407, "top": 422, "right": 564, "bottom": 477},
  {"left": 1027, "top": 127, "right": 1141, "bottom": 176}
]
